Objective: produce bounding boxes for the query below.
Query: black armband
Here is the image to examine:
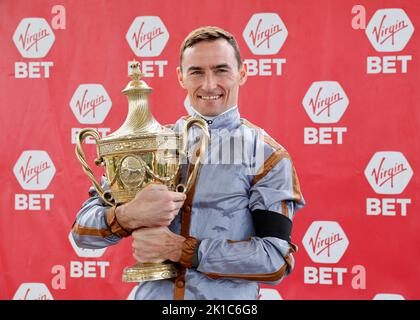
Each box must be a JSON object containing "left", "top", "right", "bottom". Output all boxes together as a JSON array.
[{"left": 251, "top": 209, "right": 292, "bottom": 242}]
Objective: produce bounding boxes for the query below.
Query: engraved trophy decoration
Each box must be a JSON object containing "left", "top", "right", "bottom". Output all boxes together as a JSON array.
[{"left": 75, "top": 60, "right": 209, "bottom": 282}]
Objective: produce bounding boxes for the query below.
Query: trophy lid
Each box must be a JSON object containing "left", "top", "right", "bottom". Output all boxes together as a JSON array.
[
  {"left": 105, "top": 60, "right": 168, "bottom": 140},
  {"left": 122, "top": 60, "right": 153, "bottom": 94}
]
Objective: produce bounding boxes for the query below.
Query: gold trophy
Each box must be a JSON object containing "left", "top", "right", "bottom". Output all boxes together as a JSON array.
[{"left": 75, "top": 60, "right": 209, "bottom": 282}]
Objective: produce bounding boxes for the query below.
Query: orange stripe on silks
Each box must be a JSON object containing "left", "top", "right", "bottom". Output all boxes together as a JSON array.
[
  {"left": 241, "top": 119, "right": 286, "bottom": 151},
  {"left": 242, "top": 119, "right": 292, "bottom": 186},
  {"left": 240, "top": 118, "right": 259, "bottom": 130},
  {"left": 289, "top": 242, "right": 299, "bottom": 253},
  {"left": 204, "top": 247, "right": 295, "bottom": 282},
  {"left": 181, "top": 115, "right": 192, "bottom": 120},
  {"left": 281, "top": 201, "right": 289, "bottom": 218},
  {"left": 179, "top": 237, "right": 199, "bottom": 269},
  {"left": 173, "top": 146, "right": 201, "bottom": 300},
  {"left": 204, "top": 262, "right": 288, "bottom": 282},
  {"left": 243, "top": 117, "right": 303, "bottom": 204},
  {"left": 252, "top": 150, "right": 289, "bottom": 185},
  {"left": 106, "top": 206, "right": 132, "bottom": 237},
  {"left": 227, "top": 238, "right": 252, "bottom": 244},
  {"left": 291, "top": 166, "right": 303, "bottom": 203},
  {"left": 263, "top": 135, "right": 284, "bottom": 152},
  {"left": 72, "top": 223, "right": 113, "bottom": 237}
]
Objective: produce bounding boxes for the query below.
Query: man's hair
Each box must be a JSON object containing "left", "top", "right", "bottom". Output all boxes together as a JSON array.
[{"left": 180, "top": 26, "right": 243, "bottom": 70}]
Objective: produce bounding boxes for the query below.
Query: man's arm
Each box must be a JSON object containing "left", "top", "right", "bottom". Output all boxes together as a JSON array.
[
  {"left": 185, "top": 154, "right": 305, "bottom": 285},
  {"left": 71, "top": 176, "right": 186, "bottom": 249},
  {"left": 71, "top": 176, "right": 121, "bottom": 249}
]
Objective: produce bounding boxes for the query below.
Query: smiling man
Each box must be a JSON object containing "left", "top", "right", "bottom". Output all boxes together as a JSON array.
[
  {"left": 71, "top": 26, "right": 305, "bottom": 300},
  {"left": 176, "top": 30, "right": 247, "bottom": 117}
]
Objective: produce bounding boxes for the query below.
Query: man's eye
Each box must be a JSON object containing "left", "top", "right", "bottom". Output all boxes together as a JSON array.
[
  {"left": 190, "top": 71, "right": 203, "bottom": 75},
  {"left": 216, "top": 69, "right": 228, "bottom": 73}
]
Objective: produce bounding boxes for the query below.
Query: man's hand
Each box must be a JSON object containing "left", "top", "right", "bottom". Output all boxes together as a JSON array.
[
  {"left": 115, "top": 183, "right": 186, "bottom": 230},
  {"left": 132, "top": 227, "right": 186, "bottom": 263}
]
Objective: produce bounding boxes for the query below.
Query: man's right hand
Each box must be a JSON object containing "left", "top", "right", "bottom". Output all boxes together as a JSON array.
[{"left": 113, "top": 183, "right": 186, "bottom": 231}]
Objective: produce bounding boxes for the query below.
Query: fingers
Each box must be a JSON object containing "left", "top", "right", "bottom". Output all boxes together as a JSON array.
[
  {"left": 171, "top": 200, "right": 184, "bottom": 211},
  {"left": 146, "top": 182, "right": 168, "bottom": 191},
  {"left": 169, "top": 191, "right": 187, "bottom": 202},
  {"left": 161, "top": 193, "right": 185, "bottom": 211}
]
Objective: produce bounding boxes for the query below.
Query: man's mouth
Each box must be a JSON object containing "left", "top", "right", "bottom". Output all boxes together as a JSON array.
[{"left": 197, "top": 94, "right": 223, "bottom": 101}]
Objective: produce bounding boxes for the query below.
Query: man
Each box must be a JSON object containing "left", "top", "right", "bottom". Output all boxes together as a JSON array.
[{"left": 72, "top": 26, "right": 305, "bottom": 300}]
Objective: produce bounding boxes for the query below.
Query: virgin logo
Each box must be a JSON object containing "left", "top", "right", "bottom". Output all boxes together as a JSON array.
[
  {"left": 365, "top": 152, "right": 413, "bottom": 194},
  {"left": 13, "top": 283, "right": 53, "bottom": 300},
  {"left": 13, "top": 18, "right": 55, "bottom": 58},
  {"left": 309, "top": 87, "right": 344, "bottom": 117},
  {"left": 243, "top": 13, "right": 288, "bottom": 55},
  {"left": 126, "top": 16, "right": 169, "bottom": 57},
  {"left": 249, "top": 19, "right": 282, "bottom": 49},
  {"left": 372, "top": 16, "right": 409, "bottom": 46},
  {"left": 371, "top": 157, "right": 407, "bottom": 188},
  {"left": 309, "top": 226, "right": 344, "bottom": 258},
  {"left": 302, "top": 81, "right": 349, "bottom": 124},
  {"left": 75, "top": 89, "right": 107, "bottom": 118},
  {"left": 19, "top": 24, "right": 50, "bottom": 53},
  {"left": 70, "top": 84, "right": 112, "bottom": 124},
  {"left": 132, "top": 22, "right": 165, "bottom": 51},
  {"left": 366, "top": 9, "right": 414, "bottom": 52},
  {"left": 13, "top": 151, "right": 56, "bottom": 191},
  {"left": 303, "top": 221, "right": 349, "bottom": 263},
  {"left": 19, "top": 155, "right": 51, "bottom": 185}
]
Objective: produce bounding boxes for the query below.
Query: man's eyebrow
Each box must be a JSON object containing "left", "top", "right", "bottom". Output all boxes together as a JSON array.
[
  {"left": 211, "top": 64, "right": 231, "bottom": 70},
  {"left": 186, "top": 64, "right": 232, "bottom": 73},
  {"left": 187, "top": 66, "right": 203, "bottom": 73}
]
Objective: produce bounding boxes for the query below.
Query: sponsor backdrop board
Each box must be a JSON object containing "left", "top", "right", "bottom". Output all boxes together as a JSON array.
[{"left": 0, "top": 0, "right": 418, "bottom": 300}]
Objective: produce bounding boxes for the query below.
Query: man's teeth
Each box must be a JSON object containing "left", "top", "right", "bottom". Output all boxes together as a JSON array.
[{"left": 200, "top": 95, "right": 221, "bottom": 100}]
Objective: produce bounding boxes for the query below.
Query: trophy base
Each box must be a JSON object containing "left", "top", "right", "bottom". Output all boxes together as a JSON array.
[{"left": 122, "top": 262, "right": 179, "bottom": 282}]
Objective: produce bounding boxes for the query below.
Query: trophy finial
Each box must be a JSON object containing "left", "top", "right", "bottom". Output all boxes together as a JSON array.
[
  {"left": 123, "top": 59, "right": 152, "bottom": 93},
  {"left": 129, "top": 59, "right": 143, "bottom": 86}
]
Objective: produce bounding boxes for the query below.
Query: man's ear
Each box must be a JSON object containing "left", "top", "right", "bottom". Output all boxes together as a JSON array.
[
  {"left": 176, "top": 67, "right": 186, "bottom": 88},
  {"left": 239, "top": 63, "right": 248, "bottom": 86}
]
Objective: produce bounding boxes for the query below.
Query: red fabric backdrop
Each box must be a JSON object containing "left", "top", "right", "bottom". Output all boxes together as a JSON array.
[{"left": 1, "top": 0, "right": 419, "bottom": 300}]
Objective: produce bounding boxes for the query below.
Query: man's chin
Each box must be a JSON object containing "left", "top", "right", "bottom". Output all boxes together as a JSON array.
[{"left": 195, "top": 104, "right": 226, "bottom": 117}]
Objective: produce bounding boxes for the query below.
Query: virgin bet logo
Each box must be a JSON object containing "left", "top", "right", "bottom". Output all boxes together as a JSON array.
[
  {"left": 70, "top": 84, "right": 112, "bottom": 124},
  {"left": 302, "top": 81, "right": 349, "bottom": 124},
  {"left": 126, "top": 16, "right": 169, "bottom": 57},
  {"left": 243, "top": 13, "right": 288, "bottom": 55},
  {"left": 366, "top": 9, "right": 414, "bottom": 52},
  {"left": 302, "top": 221, "right": 349, "bottom": 264},
  {"left": 364, "top": 151, "right": 413, "bottom": 195},
  {"left": 13, "top": 18, "right": 55, "bottom": 58},
  {"left": 13, "top": 150, "right": 56, "bottom": 191}
]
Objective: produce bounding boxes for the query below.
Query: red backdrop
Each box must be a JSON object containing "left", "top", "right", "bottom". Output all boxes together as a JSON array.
[{"left": 1, "top": 0, "right": 419, "bottom": 300}]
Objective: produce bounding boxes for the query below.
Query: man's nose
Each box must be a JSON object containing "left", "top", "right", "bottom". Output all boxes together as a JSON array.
[{"left": 201, "top": 73, "right": 217, "bottom": 91}]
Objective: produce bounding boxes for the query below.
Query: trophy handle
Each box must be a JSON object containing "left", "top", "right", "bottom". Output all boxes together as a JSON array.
[
  {"left": 75, "top": 128, "right": 115, "bottom": 206},
  {"left": 176, "top": 118, "right": 210, "bottom": 194}
]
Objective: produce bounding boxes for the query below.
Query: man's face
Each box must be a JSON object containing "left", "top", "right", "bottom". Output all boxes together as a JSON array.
[{"left": 177, "top": 39, "right": 247, "bottom": 117}]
